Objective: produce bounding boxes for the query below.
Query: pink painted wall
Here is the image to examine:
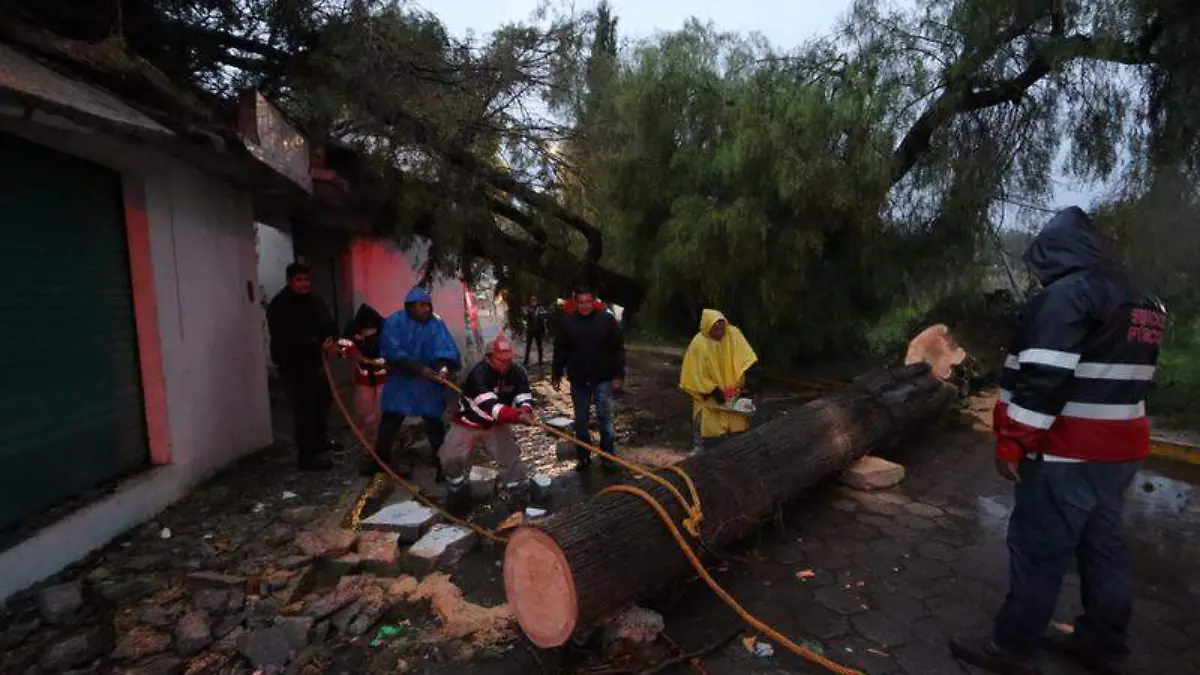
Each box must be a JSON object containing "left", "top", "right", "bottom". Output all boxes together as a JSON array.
[{"left": 346, "top": 237, "right": 468, "bottom": 354}]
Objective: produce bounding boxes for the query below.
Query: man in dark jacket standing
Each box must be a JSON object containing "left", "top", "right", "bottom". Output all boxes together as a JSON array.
[
  {"left": 523, "top": 294, "right": 549, "bottom": 367},
  {"left": 267, "top": 263, "right": 339, "bottom": 470},
  {"left": 950, "top": 207, "right": 1167, "bottom": 675},
  {"left": 552, "top": 287, "right": 625, "bottom": 471}
]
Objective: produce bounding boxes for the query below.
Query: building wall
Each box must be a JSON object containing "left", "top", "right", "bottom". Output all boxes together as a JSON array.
[
  {"left": 0, "top": 116, "right": 272, "bottom": 603},
  {"left": 254, "top": 223, "right": 295, "bottom": 374},
  {"left": 345, "top": 237, "right": 469, "bottom": 357}
]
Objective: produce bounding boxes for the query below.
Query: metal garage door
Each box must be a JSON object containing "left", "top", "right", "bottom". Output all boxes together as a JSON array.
[{"left": 0, "top": 132, "right": 149, "bottom": 533}]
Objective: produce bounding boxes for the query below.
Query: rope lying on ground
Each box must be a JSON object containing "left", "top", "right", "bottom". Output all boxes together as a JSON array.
[{"left": 321, "top": 355, "right": 863, "bottom": 675}]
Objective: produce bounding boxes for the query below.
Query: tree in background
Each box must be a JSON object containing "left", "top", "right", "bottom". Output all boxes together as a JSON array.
[{"left": 547, "top": 0, "right": 1197, "bottom": 362}]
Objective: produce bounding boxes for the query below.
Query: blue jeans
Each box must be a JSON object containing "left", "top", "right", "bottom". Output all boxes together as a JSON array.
[
  {"left": 993, "top": 457, "right": 1141, "bottom": 661},
  {"left": 570, "top": 381, "right": 616, "bottom": 461}
]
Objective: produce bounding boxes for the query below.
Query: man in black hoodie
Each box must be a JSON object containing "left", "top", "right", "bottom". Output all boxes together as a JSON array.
[
  {"left": 552, "top": 286, "right": 625, "bottom": 471},
  {"left": 267, "top": 263, "right": 338, "bottom": 470}
]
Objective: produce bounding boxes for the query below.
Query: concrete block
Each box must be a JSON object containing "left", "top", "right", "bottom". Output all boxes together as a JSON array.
[
  {"left": 357, "top": 531, "right": 402, "bottom": 575},
  {"left": 407, "top": 525, "right": 477, "bottom": 572},
  {"left": 313, "top": 554, "right": 362, "bottom": 588},
  {"left": 840, "top": 456, "right": 906, "bottom": 491},
  {"left": 530, "top": 474, "right": 553, "bottom": 504},
  {"left": 469, "top": 466, "right": 499, "bottom": 500},
  {"left": 185, "top": 572, "right": 248, "bottom": 590},
  {"left": 360, "top": 501, "right": 440, "bottom": 544},
  {"left": 294, "top": 528, "right": 358, "bottom": 558},
  {"left": 556, "top": 440, "right": 580, "bottom": 461}
]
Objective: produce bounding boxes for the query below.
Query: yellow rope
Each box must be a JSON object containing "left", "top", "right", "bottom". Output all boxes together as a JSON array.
[
  {"left": 322, "top": 355, "right": 862, "bottom": 674},
  {"left": 322, "top": 358, "right": 507, "bottom": 543}
]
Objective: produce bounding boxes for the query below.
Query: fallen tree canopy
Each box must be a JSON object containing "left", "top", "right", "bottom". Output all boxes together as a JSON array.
[
  {"left": 503, "top": 362, "right": 957, "bottom": 647},
  {"left": 0, "top": 4, "right": 646, "bottom": 309}
]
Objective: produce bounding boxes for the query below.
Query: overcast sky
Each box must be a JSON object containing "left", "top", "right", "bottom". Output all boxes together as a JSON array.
[{"left": 424, "top": 0, "right": 1107, "bottom": 224}]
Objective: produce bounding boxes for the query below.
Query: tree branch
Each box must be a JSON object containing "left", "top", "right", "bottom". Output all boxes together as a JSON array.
[{"left": 889, "top": 24, "right": 1161, "bottom": 186}]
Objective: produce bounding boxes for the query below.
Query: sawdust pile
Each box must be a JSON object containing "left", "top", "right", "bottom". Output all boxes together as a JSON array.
[{"left": 386, "top": 573, "right": 515, "bottom": 646}]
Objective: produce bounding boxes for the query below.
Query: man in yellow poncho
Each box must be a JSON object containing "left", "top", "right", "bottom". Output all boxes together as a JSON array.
[{"left": 679, "top": 309, "right": 759, "bottom": 453}]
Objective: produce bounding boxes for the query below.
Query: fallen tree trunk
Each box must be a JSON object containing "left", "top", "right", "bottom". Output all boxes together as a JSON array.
[{"left": 503, "top": 363, "right": 957, "bottom": 647}]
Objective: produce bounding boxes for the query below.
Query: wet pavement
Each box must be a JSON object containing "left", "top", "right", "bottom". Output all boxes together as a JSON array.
[{"left": 654, "top": 408, "right": 1200, "bottom": 674}]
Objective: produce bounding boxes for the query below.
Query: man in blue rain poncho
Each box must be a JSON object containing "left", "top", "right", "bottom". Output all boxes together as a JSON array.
[{"left": 363, "top": 286, "right": 463, "bottom": 478}]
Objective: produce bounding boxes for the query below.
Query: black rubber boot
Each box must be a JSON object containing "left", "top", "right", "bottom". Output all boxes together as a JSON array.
[
  {"left": 298, "top": 454, "right": 334, "bottom": 471},
  {"left": 1044, "top": 628, "right": 1127, "bottom": 675},
  {"left": 949, "top": 637, "right": 1041, "bottom": 675},
  {"left": 359, "top": 448, "right": 389, "bottom": 477},
  {"left": 445, "top": 480, "right": 473, "bottom": 517},
  {"left": 573, "top": 446, "right": 592, "bottom": 472}
]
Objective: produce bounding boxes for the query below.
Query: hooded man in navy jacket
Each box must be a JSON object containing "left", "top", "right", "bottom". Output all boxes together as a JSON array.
[{"left": 951, "top": 207, "right": 1167, "bottom": 675}]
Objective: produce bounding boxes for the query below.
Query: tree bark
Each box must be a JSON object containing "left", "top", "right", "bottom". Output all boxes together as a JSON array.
[{"left": 503, "top": 363, "right": 957, "bottom": 648}]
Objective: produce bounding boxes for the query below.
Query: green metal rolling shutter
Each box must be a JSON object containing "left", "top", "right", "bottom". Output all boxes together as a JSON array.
[{"left": 0, "top": 132, "right": 149, "bottom": 533}]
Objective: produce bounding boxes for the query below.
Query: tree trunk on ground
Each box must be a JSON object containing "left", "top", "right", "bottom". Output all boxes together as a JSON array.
[{"left": 503, "top": 363, "right": 957, "bottom": 647}]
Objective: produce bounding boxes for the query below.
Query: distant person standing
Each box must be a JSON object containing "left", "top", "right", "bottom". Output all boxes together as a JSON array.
[
  {"left": 551, "top": 287, "right": 625, "bottom": 471},
  {"left": 950, "top": 206, "right": 1167, "bottom": 675},
  {"left": 369, "top": 286, "right": 463, "bottom": 479},
  {"left": 267, "top": 263, "right": 338, "bottom": 471},
  {"left": 523, "top": 294, "right": 549, "bottom": 367}
]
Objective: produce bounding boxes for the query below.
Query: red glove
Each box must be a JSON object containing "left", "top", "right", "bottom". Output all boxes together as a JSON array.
[
  {"left": 993, "top": 404, "right": 1045, "bottom": 462},
  {"left": 495, "top": 405, "right": 522, "bottom": 424}
]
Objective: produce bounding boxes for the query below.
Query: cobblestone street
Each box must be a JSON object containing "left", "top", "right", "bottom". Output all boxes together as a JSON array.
[{"left": 655, "top": 411, "right": 1200, "bottom": 674}]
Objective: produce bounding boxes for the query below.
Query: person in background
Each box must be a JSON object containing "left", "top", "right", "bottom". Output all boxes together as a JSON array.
[
  {"left": 523, "top": 294, "right": 550, "bottom": 367},
  {"left": 440, "top": 334, "right": 535, "bottom": 514},
  {"left": 552, "top": 286, "right": 625, "bottom": 471},
  {"left": 950, "top": 206, "right": 1166, "bottom": 675},
  {"left": 267, "top": 263, "right": 339, "bottom": 471},
  {"left": 368, "top": 286, "right": 463, "bottom": 479},
  {"left": 679, "top": 309, "right": 759, "bottom": 454},
  {"left": 339, "top": 303, "right": 388, "bottom": 442}
]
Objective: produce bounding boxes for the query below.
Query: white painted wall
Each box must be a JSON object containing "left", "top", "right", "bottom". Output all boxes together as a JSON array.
[
  {"left": 255, "top": 223, "right": 294, "bottom": 301},
  {"left": 0, "top": 116, "right": 273, "bottom": 603},
  {"left": 145, "top": 164, "right": 273, "bottom": 478}
]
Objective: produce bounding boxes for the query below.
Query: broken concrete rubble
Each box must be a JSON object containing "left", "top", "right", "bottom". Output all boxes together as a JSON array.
[
  {"left": 469, "top": 466, "right": 500, "bottom": 499},
  {"left": 236, "top": 625, "right": 294, "bottom": 668},
  {"left": 408, "top": 525, "right": 478, "bottom": 572},
  {"left": 173, "top": 610, "right": 213, "bottom": 656},
  {"left": 293, "top": 528, "right": 358, "bottom": 558},
  {"left": 36, "top": 581, "right": 83, "bottom": 625},
  {"left": 357, "top": 531, "right": 402, "bottom": 574},
  {"left": 40, "top": 626, "right": 112, "bottom": 672},
  {"left": 360, "top": 500, "right": 440, "bottom": 543},
  {"left": 111, "top": 626, "right": 171, "bottom": 662},
  {"left": 555, "top": 440, "right": 578, "bottom": 461},
  {"left": 840, "top": 455, "right": 906, "bottom": 491},
  {"left": 530, "top": 474, "right": 553, "bottom": 503}
]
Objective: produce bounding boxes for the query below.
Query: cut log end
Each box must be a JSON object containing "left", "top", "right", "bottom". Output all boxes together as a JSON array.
[{"left": 503, "top": 526, "right": 578, "bottom": 648}]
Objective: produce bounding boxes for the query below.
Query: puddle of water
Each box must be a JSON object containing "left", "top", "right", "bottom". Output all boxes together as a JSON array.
[{"left": 971, "top": 462, "right": 1200, "bottom": 583}]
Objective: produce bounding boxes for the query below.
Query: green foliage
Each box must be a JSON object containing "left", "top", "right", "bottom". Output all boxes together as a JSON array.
[{"left": 1154, "top": 316, "right": 1200, "bottom": 427}]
